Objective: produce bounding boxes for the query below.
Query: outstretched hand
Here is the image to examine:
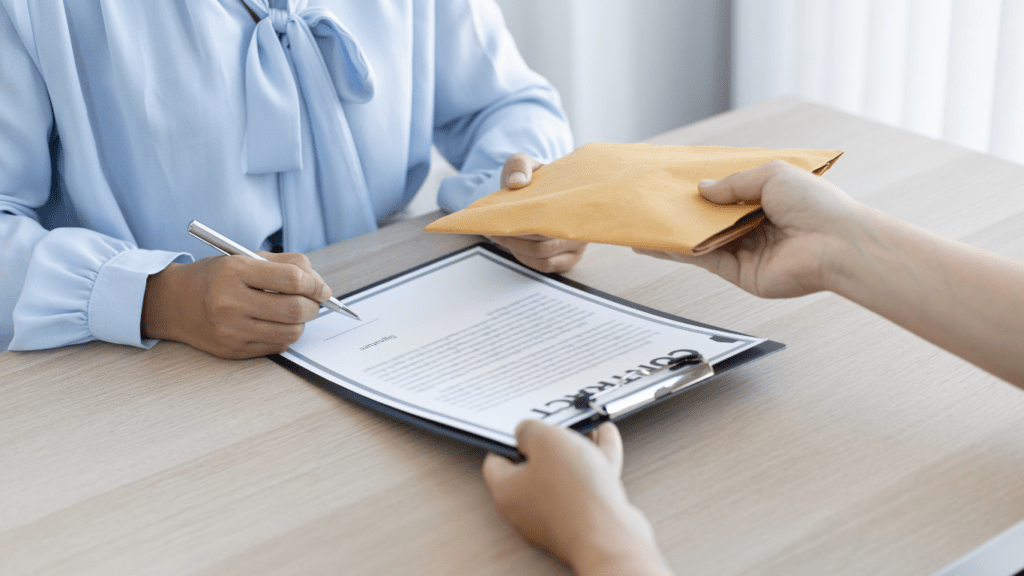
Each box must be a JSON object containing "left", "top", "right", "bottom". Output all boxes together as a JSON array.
[
  {"left": 487, "top": 153, "right": 588, "bottom": 273},
  {"left": 635, "top": 160, "right": 862, "bottom": 299},
  {"left": 483, "top": 420, "right": 672, "bottom": 576}
]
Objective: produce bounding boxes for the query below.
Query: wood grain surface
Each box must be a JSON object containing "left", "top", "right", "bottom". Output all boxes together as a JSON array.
[{"left": 3, "top": 97, "right": 1023, "bottom": 575}]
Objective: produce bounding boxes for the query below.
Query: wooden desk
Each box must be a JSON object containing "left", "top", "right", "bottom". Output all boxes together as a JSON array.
[{"left": 3, "top": 97, "right": 1024, "bottom": 575}]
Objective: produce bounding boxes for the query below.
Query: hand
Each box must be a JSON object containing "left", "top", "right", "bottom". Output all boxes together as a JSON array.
[
  {"left": 634, "top": 160, "right": 863, "bottom": 298},
  {"left": 482, "top": 420, "right": 673, "bottom": 576},
  {"left": 488, "top": 153, "right": 588, "bottom": 273},
  {"left": 141, "top": 252, "right": 331, "bottom": 359}
]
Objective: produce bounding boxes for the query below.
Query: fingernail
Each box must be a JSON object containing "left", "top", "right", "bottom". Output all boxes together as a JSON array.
[
  {"left": 699, "top": 178, "right": 716, "bottom": 187},
  {"left": 507, "top": 172, "right": 527, "bottom": 186},
  {"left": 319, "top": 285, "right": 330, "bottom": 301}
]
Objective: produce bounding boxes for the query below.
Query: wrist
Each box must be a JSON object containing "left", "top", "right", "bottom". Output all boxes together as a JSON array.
[
  {"left": 820, "top": 202, "right": 882, "bottom": 296},
  {"left": 141, "top": 262, "right": 187, "bottom": 343},
  {"left": 569, "top": 505, "right": 673, "bottom": 576}
]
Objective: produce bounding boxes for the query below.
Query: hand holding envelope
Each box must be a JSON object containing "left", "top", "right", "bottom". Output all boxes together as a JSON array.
[
  {"left": 490, "top": 153, "right": 589, "bottom": 272},
  {"left": 426, "top": 143, "right": 843, "bottom": 255}
]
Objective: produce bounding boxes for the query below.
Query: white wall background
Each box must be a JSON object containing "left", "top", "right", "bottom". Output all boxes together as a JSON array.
[
  {"left": 406, "top": 0, "right": 1024, "bottom": 219},
  {"left": 404, "top": 0, "right": 731, "bottom": 218},
  {"left": 496, "top": 0, "right": 731, "bottom": 145}
]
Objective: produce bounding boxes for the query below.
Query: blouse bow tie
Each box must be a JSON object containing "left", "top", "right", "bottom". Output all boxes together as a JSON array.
[{"left": 241, "top": 0, "right": 376, "bottom": 174}]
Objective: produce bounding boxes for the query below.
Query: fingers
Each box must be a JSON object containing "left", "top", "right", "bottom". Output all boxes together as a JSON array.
[
  {"left": 199, "top": 311, "right": 306, "bottom": 356},
  {"left": 489, "top": 235, "right": 588, "bottom": 273},
  {"left": 244, "top": 314, "right": 306, "bottom": 344},
  {"left": 632, "top": 247, "right": 701, "bottom": 265},
  {"left": 242, "top": 289, "right": 323, "bottom": 325},
  {"left": 194, "top": 320, "right": 298, "bottom": 360},
  {"left": 253, "top": 253, "right": 332, "bottom": 302},
  {"left": 513, "top": 251, "right": 586, "bottom": 274},
  {"left": 201, "top": 254, "right": 328, "bottom": 356},
  {"left": 207, "top": 261, "right": 321, "bottom": 325},
  {"left": 516, "top": 418, "right": 621, "bottom": 470},
  {"left": 699, "top": 159, "right": 794, "bottom": 205},
  {"left": 632, "top": 247, "right": 740, "bottom": 289},
  {"left": 502, "top": 153, "right": 544, "bottom": 190},
  {"left": 229, "top": 340, "right": 293, "bottom": 360},
  {"left": 489, "top": 235, "right": 577, "bottom": 259},
  {"left": 514, "top": 418, "right": 587, "bottom": 458},
  {"left": 632, "top": 247, "right": 725, "bottom": 272},
  {"left": 262, "top": 251, "right": 316, "bottom": 275},
  {"left": 266, "top": 252, "right": 330, "bottom": 294}
]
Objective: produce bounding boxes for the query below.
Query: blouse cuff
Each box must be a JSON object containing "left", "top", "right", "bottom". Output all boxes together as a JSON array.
[
  {"left": 437, "top": 167, "right": 503, "bottom": 213},
  {"left": 10, "top": 228, "right": 193, "bottom": 351},
  {"left": 90, "top": 249, "right": 193, "bottom": 349}
]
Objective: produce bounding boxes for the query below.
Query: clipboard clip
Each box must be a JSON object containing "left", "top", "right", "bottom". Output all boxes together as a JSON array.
[{"left": 572, "top": 350, "right": 714, "bottom": 420}]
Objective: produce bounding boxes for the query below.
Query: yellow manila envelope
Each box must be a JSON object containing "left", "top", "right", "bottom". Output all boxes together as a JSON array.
[{"left": 425, "top": 143, "right": 844, "bottom": 254}]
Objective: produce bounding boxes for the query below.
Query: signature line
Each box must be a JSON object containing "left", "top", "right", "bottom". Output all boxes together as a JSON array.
[{"left": 325, "top": 318, "right": 380, "bottom": 341}]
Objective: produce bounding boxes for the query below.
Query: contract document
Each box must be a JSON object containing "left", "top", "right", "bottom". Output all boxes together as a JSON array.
[{"left": 280, "top": 244, "right": 773, "bottom": 449}]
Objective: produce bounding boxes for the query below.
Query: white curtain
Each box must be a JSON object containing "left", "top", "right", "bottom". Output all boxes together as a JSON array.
[{"left": 732, "top": 0, "right": 1024, "bottom": 163}]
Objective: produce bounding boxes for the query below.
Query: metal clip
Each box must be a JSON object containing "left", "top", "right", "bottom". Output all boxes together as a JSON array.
[{"left": 573, "top": 350, "right": 714, "bottom": 420}]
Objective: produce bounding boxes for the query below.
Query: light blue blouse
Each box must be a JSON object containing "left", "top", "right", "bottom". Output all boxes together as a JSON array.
[{"left": 0, "top": 0, "right": 573, "bottom": 352}]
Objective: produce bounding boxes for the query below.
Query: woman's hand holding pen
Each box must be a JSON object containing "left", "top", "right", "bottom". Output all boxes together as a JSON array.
[
  {"left": 483, "top": 420, "right": 673, "bottom": 576},
  {"left": 487, "top": 153, "right": 589, "bottom": 273},
  {"left": 141, "top": 252, "right": 332, "bottom": 359}
]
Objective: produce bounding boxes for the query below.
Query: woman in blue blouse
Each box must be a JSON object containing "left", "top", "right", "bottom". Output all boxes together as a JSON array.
[{"left": 0, "top": 0, "right": 583, "bottom": 357}]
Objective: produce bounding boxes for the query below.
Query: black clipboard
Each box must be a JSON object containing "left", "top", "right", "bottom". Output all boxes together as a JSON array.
[{"left": 271, "top": 242, "right": 784, "bottom": 461}]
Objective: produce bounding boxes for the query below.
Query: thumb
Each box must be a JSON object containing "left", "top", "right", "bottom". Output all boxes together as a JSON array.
[
  {"left": 699, "top": 160, "right": 793, "bottom": 205},
  {"left": 503, "top": 153, "right": 544, "bottom": 190},
  {"left": 482, "top": 451, "right": 520, "bottom": 493},
  {"left": 513, "top": 418, "right": 548, "bottom": 457},
  {"left": 593, "top": 422, "right": 624, "bottom": 475}
]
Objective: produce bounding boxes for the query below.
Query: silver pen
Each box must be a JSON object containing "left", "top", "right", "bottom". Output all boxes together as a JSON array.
[{"left": 188, "top": 220, "right": 360, "bottom": 320}]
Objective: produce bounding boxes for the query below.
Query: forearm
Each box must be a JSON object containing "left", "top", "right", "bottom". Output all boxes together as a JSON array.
[
  {"left": 435, "top": 98, "right": 573, "bottom": 212},
  {"left": 573, "top": 544, "right": 674, "bottom": 576},
  {"left": 433, "top": 0, "right": 572, "bottom": 212},
  {"left": 829, "top": 205, "right": 1024, "bottom": 388}
]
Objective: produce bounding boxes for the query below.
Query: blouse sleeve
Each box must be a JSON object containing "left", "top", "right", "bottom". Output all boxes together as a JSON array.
[
  {"left": 432, "top": 0, "right": 574, "bottom": 212},
  {"left": 0, "top": 4, "right": 190, "bottom": 352}
]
